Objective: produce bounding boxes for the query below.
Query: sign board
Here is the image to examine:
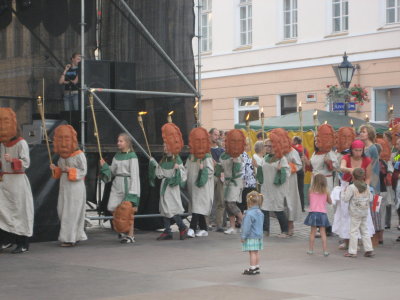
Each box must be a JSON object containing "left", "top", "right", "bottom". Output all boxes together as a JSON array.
[
  {"left": 306, "top": 93, "right": 317, "bottom": 102},
  {"left": 332, "top": 102, "right": 356, "bottom": 112}
]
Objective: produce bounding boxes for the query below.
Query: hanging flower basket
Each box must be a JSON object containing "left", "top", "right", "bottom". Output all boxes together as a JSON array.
[{"left": 326, "top": 84, "right": 369, "bottom": 106}]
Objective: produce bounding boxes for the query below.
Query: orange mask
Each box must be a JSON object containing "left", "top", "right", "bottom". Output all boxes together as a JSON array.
[
  {"left": 225, "top": 129, "right": 246, "bottom": 158},
  {"left": 53, "top": 125, "right": 78, "bottom": 158},
  {"left": 392, "top": 124, "right": 400, "bottom": 145},
  {"left": 161, "top": 123, "right": 184, "bottom": 155},
  {"left": 316, "top": 124, "right": 335, "bottom": 152},
  {"left": 337, "top": 127, "right": 355, "bottom": 152},
  {"left": 376, "top": 138, "right": 391, "bottom": 161},
  {"left": 189, "top": 127, "right": 210, "bottom": 159},
  {"left": 271, "top": 128, "right": 291, "bottom": 155},
  {"left": 0, "top": 108, "right": 17, "bottom": 143},
  {"left": 269, "top": 132, "right": 284, "bottom": 159}
]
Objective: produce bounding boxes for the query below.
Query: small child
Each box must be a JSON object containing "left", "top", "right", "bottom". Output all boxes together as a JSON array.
[
  {"left": 343, "top": 168, "right": 375, "bottom": 258},
  {"left": 99, "top": 133, "right": 140, "bottom": 244},
  {"left": 304, "top": 173, "right": 332, "bottom": 256},
  {"left": 241, "top": 191, "right": 264, "bottom": 275}
]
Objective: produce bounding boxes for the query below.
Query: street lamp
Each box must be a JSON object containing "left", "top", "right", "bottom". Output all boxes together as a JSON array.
[{"left": 337, "top": 52, "right": 356, "bottom": 116}]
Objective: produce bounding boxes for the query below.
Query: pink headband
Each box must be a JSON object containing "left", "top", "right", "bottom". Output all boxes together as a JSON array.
[{"left": 351, "top": 140, "right": 365, "bottom": 149}]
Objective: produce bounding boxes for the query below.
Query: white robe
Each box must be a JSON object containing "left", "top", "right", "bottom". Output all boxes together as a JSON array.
[
  {"left": 310, "top": 150, "right": 339, "bottom": 192},
  {"left": 220, "top": 154, "right": 243, "bottom": 203},
  {"left": 285, "top": 148, "right": 302, "bottom": 221},
  {"left": 102, "top": 153, "right": 140, "bottom": 212},
  {"left": 155, "top": 158, "right": 187, "bottom": 218},
  {"left": 0, "top": 139, "right": 34, "bottom": 237},
  {"left": 259, "top": 156, "right": 290, "bottom": 212},
  {"left": 185, "top": 155, "right": 214, "bottom": 216},
  {"left": 55, "top": 151, "right": 87, "bottom": 243}
]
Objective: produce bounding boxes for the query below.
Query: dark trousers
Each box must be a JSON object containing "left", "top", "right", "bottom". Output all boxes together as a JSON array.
[
  {"left": 296, "top": 170, "right": 305, "bottom": 211},
  {"left": 262, "top": 210, "right": 288, "bottom": 233},
  {"left": 190, "top": 213, "right": 207, "bottom": 231},
  {"left": 238, "top": 187, "right": 256, "bottom": 212},
  {"left": 0, "top": 229, "right": 29, "bottom": 248},
  {"left": 385, "top": 205, "right": 392, "bottom": 228},
  {"left": 163, "top": 216, "right": 187, "bottom": 234}
]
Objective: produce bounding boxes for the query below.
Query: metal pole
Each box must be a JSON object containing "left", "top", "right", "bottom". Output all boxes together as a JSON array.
[
  {"left": 80, "top": 0, "right": 86, "bottom": 151},
  {"left": 118, "top": 0, "right": 200, "bottom": 98},
  {"left": 90, "top": 88, "right": 196, "bottom": 98},
  {"left": 197, "top": 0, "right": 202, "bottom": 125},
  {"left": 89, "top": 90, "right": 151, "bottom": 160}
]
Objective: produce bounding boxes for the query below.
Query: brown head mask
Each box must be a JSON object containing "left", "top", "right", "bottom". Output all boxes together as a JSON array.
[
  {"left": 225, "top": 129, "right": 246, "bottom": 158},
  {"left": 337, "top": 127, "right": 356, "bottom": 152},
  {"left": 0, "top": 108, "right": 17, "bottom": 143},
  {"left": 392, "top": 124, "right": 400, "bottom": 145},
  {"left": 316, "top": 124, "right": 335, "bottom": 152},
  {"left": 161, "top": 123, "right": 184, "bottom": 155},
  {"left": 189, "top": 127, "right": 211, "bottom": 159},
  {"left": 376, "top": 138, "right": 391, "bottom": 161},
  {"left": 271, "top": 128, "right": 291, "bottom": 155},
  {"left": 53, "top": 125, "right": 78, "bottom": 158},
  {"left": 269, "top": 132, "right": 284, "bottom": 159}
]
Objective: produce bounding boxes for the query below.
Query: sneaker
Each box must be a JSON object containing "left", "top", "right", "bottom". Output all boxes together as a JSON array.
[
  {"left": 179, "top": 228, "right": 188, "bottom": 240},
  {"left": 195, "top": 230, "right": 208, "bottom": 237},
  {"left": 187, "top": 228, "right": 195, "bottom": 238},
  {"left": 224, "top": 227, "right": 237, "bottom": 235},
  {"left": 11, "top": 246, "right": 29, "bottom": 254},
  {"left": 1, "top": 242, "right": 13, "bottom": 250},
  {"left": 242, "top": 267, "right": 260, "bottom": 275},
  {"left": 157, "top": 233, "right": 173, "bottom": 240},
  {"left": 120, "top": 236, "right": 135, "bottom": 244},
  {"left": 118, "top": 233, "right": 127, "bottom": 239}
]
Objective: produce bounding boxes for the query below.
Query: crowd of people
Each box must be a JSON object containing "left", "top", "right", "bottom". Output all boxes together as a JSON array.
[{"left": 1, "top": 106, "right": 400, "bottom": 274}]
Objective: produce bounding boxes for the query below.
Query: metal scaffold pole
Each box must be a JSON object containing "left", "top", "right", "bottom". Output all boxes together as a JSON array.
[
  {"left": 197, "top": 0, "right": 202, "bottom": 125},
  {"left": 80, "top": 0, "right": 86, "bottom": 151}
]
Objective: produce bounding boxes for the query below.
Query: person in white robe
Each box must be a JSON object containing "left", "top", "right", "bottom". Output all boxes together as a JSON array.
[{"left": 100, "top": 133, "right": 140, "bottom": 244}]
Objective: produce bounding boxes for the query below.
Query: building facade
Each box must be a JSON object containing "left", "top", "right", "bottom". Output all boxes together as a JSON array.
[{"left": 193, "top": 0, "right": 400, "bottom": 131}]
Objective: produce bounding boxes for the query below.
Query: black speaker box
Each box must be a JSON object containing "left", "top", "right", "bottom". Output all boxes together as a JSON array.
[
  {"left": 112, "top": 62, "right": 138, "bottom": 110},
  {"left": 84, "top": 60, "right": 112, "bottom": 109}
]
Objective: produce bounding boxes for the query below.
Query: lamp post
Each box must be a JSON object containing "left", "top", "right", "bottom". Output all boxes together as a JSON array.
[{"left": 337, "top": 52, "right": 356, "bottom": 116}]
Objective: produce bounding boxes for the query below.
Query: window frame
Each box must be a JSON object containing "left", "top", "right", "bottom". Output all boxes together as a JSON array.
[
  {"left": 283, "top": 0, "right": 298, "bottom": 40},
  {"left": 331, "top": 0, "right": 348, "bottom": 33},
  {"left": 234, "top": 96, "right": 259, "bottom": 124},
  {"left": 280, "top": 94, "right": 297, "bottom": 116},
  {"left": 200, "top": 0, "right": 212, "bottom": 53},
  {"left": 238, "top": 0, "right": 253, "bottom": 47},
  {"left": 386, "top": 0, "right": 400, "bottom": 24}
]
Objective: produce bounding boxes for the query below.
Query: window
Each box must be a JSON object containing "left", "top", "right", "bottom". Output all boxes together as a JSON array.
[
  {"left": 374, "top": 88, "right": 400, "bottom": 122},
  {"left": 200, "top": 0, "right": 212, "bottom": 52},
  {"left": 236, "top": 97, "right": 259, "bottom": 124},
  {"left": 283, "top": 0, "right": 298, "bottom": 39},
  {"left": 239, "top": 0, "right": 252, "bottom": 46},
  {"left": 280, "top": 95, "right": 297, "bottom": 115},
  {"left": 332, "top": 0, "right": 348, "bottom": 33},
  {"left": 386, "top": 0, "right": 400, "bottom": 24}
]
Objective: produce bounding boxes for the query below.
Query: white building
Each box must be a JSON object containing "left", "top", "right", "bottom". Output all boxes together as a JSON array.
[{"left": 193, "top": 0, "right": 400, "bottom": 131}]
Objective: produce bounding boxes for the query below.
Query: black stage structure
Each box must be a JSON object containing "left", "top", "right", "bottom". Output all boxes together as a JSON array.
[{"left": 0, "top": 0, "right": 202, "bottom": 241}]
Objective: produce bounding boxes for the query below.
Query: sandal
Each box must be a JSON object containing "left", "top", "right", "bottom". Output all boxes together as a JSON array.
[
  {"left": 60, "top": 242, "right": 75, "bottom": 247},
  {"left": 120, "top": 236, "right": 135, "bottom": 244},
  {"left": 364, "top": 251, "right": 375, "bottom": 258},
  {"left": 338, "top": 243, "right": 348, "bottom": 250},
  {"left": 242, "top": 268, "right": 260, "bottom": 275},
  {"left": 344, "top": 252, "right": 357, "bottom": 258}
]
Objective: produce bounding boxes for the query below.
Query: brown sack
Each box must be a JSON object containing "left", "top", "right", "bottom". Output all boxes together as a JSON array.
[{"left": 112, "top": 201, "right": 134, "bottom": 233}]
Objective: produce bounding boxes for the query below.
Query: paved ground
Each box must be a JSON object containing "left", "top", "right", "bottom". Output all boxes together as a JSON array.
[{"left": 1, "top": 213, "right": 400, "bottom": 300}]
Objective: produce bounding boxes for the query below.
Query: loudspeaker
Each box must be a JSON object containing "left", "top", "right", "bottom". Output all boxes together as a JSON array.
[
  {"left": 112, "top": 62, "right": 138, "bottom": 110},
  {"left": 86, "top": 110, "right": 144, "bottom": 145},
  {"left": 84, "top": 60, "right": 112, "bottom": 109}
]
